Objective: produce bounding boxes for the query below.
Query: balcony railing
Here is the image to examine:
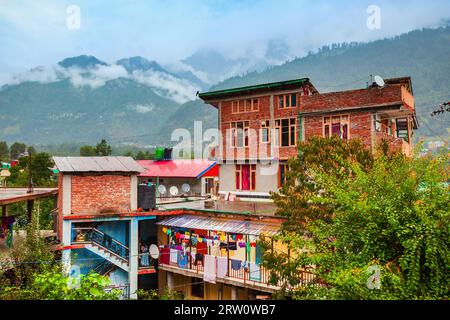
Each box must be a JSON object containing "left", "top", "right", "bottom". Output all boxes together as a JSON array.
[
  {"left": 158, "top": 246, "right": 317, "bottom": 290},
  {"left": 72, "top": 227, "right": 129, "bottom": 262},
  {"left": 375, "top": 131, "right": 412, "bottom": 157}
]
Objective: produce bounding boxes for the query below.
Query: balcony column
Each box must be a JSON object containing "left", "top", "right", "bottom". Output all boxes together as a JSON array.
[
  {"left": 62, "top": 219, "right": 72, "bottom": 274},
  {"left": 231, "top": 286, "right": 238, "bottom": 300},
  {"left": 129, "top": 219, "right": 139, "bottom": 299},
  {"left": 167, "top": 272, "right": 174, "bottom": 290}
]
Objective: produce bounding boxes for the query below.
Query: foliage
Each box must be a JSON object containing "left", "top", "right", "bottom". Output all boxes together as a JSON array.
[
  {"left": 8, "top": 152, "right": 55, "bottom": 187},
  {"left": 9, "top": 142, "right": 27, "bottom": 160},
  {"left": 79, "top": 145, "right": 97, "bottom": 156},
  {"left": 267, "top": 137, "right": 450, "bottom": 300},
  {"left": 134, "top": 150, "right": 154, "bottom": 160},
  {"left": 137, "top": 288, "right": 185, "bottom": 300},
  {"left": 2, "top": 215, "right": 56, "bottom": 287},
  {"left": 79, "top": 139, "right": 112, "bottom": 156},
  {"left": 0, "top": 141, "right": 8, "bottom": 162},
  {"left": 0, "top": 269, "right": 121, "bottom": 300}
]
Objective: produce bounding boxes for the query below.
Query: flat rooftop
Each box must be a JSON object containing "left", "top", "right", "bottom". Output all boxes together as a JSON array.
[
  {"left": 157, "top": 198, "right": 278, "bottom": 217},
  {"left": 0, "top": 188, "right": 58, "bottom": 206}
]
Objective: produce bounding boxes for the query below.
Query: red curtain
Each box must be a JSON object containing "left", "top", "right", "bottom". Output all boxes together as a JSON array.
[{"left": 241, "top": 165, "right": 250, "bottom": 190}]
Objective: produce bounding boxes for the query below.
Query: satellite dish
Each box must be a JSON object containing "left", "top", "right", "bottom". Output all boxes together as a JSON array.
[
  {"left": 374, "top": 75, "right": 385, "bottom": 87},
  {"left": 149, "top": 244, "right": 159, "bottom": 259},
  {"left": 169, "top": 186, "right": 179, "bottom": 196},
  {"left": 158, "top": 184, "right": 167, "bottom": 195},
  {"left": 181, "top": 183, "right": 191, "bottom": 193}
]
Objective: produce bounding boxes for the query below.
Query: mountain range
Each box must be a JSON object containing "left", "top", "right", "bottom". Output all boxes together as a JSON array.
[{"left": 0, "top": 26, "right": 449, "bottom": 149}]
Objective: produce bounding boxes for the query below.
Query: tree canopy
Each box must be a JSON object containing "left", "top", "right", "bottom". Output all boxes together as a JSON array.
[{"left": 266, "top": 137, "right": 450, "bottom": 300}]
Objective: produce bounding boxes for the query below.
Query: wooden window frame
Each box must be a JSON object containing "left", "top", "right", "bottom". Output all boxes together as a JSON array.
[
  {"left": 278, "top": 163, "right": 289, "bottom": 188},
  {"left": 278, "top": 94, "right": 297, "bottom": 109},
  {"left": 323, "top": 114, "right": 350, "bottom": 140},
  {"left": 231, "top": 121, "right": 249, "bottom": 148},
  {"left": 231, "top": 99, "right": 259, "bottom": 114},
  {"left": 236, "top": 164, "right": 256, "bottom": 191},
  {"left": 260, "top": 120, "right": 270, "bottom": 143},
  {"left": 275, "top": 118, "right": 296, "bottom": 147}
]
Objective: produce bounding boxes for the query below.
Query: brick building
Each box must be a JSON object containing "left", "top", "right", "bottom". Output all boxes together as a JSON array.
[{"left": 199, "top": 76, "right": 417, "bottom": 200}]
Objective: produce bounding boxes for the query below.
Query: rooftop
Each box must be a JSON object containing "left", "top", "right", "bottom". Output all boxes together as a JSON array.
[
  {"left": 53, "top": 156, "right": 144, "bottom": 174},
  {"left": 137, "top": 159, "right": 217, "bottom": 178},
  {"left": 198, "top": 77, "right": 318, "bottom": 101},
  {"left": 0, "top": 188, "right": 58, "bottom": 206}
]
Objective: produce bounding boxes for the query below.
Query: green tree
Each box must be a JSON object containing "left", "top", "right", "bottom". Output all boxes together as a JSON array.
[
  {"left": 95, "top": 139, "right": 112, "bottom": 156},
  {"left": 0, "top": 269, "right": 121, "bottom": 300},
  {"left": 9, "top": 142, "right": 27, "bottom": 160},
  {"left": 0, "top": 141, "right": 8, "bottom": 162},
  {"left": 79, "top": 145, "right": 97, "bottom": 156},
  {"left": 266, "top": 137, "right": 450, "bottom": 300},
  {"left": 8, "top": 152, "right": 54, "bottom": 187}
]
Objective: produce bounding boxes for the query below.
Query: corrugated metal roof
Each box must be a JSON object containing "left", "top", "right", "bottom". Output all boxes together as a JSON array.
[
  {"left": 156, "top": 214, "right": 280, "bottom": 236},
  {"left": 53, "top": 156, "right": 144, "bottom": 173},
  {"left": 137, "top": 160, "right": 217, "bottom": 178}
]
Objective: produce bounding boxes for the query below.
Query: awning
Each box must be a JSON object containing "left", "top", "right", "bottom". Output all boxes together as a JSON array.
[{"left": 156, "top": 214, "right": 280, "bottom": 236}]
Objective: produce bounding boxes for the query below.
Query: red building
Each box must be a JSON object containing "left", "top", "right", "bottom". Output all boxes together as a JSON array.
[{"left": 199, "top": 76, "right": 417, "bottom": 201}]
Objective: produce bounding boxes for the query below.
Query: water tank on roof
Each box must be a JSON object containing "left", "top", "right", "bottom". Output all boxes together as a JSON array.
[{"left": 155, "top": 147, "right": 165, "bottom": 161}]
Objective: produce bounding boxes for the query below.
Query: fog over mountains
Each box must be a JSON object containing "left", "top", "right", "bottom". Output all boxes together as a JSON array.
[{"left": 0, "top": 26, "right": 449, "bottom": 147}]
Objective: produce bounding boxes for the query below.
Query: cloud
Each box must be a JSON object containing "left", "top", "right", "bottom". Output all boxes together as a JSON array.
[
  {"left": 1, "top": 61, "right": 200, "bottom": 104},
  {"left": 127, "top": 103, "right": 155, "bottom": 114},
  {"left": 130, "top": 70, "right": 200, "bottom": 103}
]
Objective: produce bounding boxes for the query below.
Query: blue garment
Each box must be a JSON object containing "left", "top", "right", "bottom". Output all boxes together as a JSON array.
[
  {"left": 140, "top": 253, "right": 150, "bottom": 266},
  {"left": 231, "top": 259, "right": 242, "bottom": 271},
  {"left": 178, "top": 252, "right": 188, "bottom": 269},
  {"left": 255, "top": 243, "right": 262, "bottom": 265}
]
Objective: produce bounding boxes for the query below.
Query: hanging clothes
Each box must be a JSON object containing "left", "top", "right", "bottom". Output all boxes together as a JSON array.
[
  {"left": 231, "top": 259, "right": 242, "bottom": 271},
  {"left": 170, "top": 248, "right": 178, "bottom": 264},
  {"left": 178, "top": 252, "right": 188, "bottom": 269},
  {"left": 160, "top": 247, "right": 170, "bottom": 265},
  {"left": 194, "top": 253, "right": 204, "bottom": 266},
  {"left": 249, "top": 262, "right": 261, "bottom": 281},
  {"left": 203, "top": 255, "right": 216, "bottom": 284},
  {"left": 217, "top": 256, "right": 228, "bottom": 278},
  {"left": 255, "top": 243, "right": 262, "bottom": 265}
]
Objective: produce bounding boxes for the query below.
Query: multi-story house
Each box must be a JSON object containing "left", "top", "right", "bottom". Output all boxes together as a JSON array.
[{"left": 198, "top": 76, "right": 417, "bottom": 201}]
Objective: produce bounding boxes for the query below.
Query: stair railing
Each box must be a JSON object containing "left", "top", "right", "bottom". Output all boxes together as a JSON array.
[{"left": 73, "top": 227, "right": 129, "bottom": 263}]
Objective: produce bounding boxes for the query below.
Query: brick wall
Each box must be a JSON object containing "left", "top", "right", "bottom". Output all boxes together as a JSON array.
[
  {"left": 299, "top": 85, "right": 403, "bottom": 113},
  {"left": 71, "top": 175, "right": 132, "bottom": 215},
  {"left": 303, "top": 112, "right": 373, "bottom": 148}
]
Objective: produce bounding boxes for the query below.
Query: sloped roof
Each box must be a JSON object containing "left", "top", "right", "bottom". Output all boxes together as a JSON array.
[
  {"left": 156, "top": 214, "right": 280, "bottom": 236},
  {"left": 53, "top": 156, "right": 144, "bottom": 173},
  {"left": 137, "top": 159, "right": 217, "bottom": 178},
  {"left": 198, "top": 77, "right": 318, "bottom": 101}
]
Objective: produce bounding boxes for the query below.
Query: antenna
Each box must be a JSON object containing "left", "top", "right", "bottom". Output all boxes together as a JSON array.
[{"left": 374, "top": 75, "right": 385, "bottom": 88}]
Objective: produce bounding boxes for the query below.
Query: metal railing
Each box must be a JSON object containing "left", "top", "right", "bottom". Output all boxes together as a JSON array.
[
  {"left": 93, "top": 259, "right": 116, "bottom": 275},
  {"left": 105, "top": 284, "right": 130, "bottom": 300},
  {"left": 157, "top": 246, "right": 317, "bottom": 289},
  {"left": 72, "top": 227, "right": 129, "bottom": 262}
]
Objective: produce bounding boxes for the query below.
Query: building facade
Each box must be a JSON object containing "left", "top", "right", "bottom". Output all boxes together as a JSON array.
[{"left": 199, "top": 76, "right": 417, "bottom": 201}]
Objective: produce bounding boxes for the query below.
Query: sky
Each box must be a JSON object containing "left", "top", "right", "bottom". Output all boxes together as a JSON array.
[{"left": 1, "top": 0, "right": 450, "bottom": 83}]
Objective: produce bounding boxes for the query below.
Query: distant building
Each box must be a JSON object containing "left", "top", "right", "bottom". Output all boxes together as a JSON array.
[{"left": 137, "top": 159, "right": 219, "bottom": 197}]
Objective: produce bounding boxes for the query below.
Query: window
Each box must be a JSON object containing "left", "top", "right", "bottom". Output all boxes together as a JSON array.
[
  {"left": 191, "top": 278, "right": 204, "bottom": 298},
  {"left": 278, "top": 94, "right": 297, "bottom": 109},
  {"left": 278, "top": 163, "right": 289, "bottom": 188},
  {"left": 275, "top": 118, "right": 296, "bottom": 147},
  {"left": 231, "top": 121, "right": 249, "bottom": 148},
  {"left": 323, "top": 115, "right": 349, "bottom": 140},
  {"left": 260, "top": 120, "right": 270, "bottom": 143},
  {"left": 231, "top": 99, "right": 259, "bottom": 114},
  {"left": 236, "top": 164, "right": 256, "bottom": 191}
]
